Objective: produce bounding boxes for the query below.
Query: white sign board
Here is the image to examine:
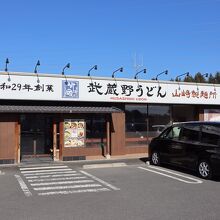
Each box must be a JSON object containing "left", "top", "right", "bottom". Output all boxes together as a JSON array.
[{"left": 0, "top": 72, "right": 219, "bottom": 105}]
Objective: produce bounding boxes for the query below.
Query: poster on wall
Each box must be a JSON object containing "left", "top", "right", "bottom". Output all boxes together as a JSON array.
[
  {"left": 204, "top": 109, "right": 220, "bottom": 121},
  {"left": 64, "top": 119, "right": 85, "bottom": 147}
]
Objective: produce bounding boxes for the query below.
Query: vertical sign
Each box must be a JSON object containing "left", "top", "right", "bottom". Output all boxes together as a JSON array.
[{"left": 62, "top": 80, "right": 79, "bottom": 98}]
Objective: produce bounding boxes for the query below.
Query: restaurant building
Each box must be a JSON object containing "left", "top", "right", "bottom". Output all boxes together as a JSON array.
[{"left": 0, "top": 71, "right": 219, "bottom": 164}]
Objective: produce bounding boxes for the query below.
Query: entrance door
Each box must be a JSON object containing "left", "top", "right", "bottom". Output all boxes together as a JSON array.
[{"left": 20, "top": 114, "right": 53, "bottom": 158}]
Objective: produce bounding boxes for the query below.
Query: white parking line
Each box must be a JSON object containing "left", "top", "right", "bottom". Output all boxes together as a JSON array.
[
  {"left": 80, "top": 170, "right": 120, "bottom": 190},
  {"left": 20, "top": 166, "right": 68, "bottom": 171},
  {"left": 33, "top": 183, "right": 102, "bottom": 191},
  {"left": 148, "top": 166, "right": 203, "bottom": 183},
  {"left": 17, "top": 165, "right": 117, "bottom": 197},
  {"left": 21, "top": 168, "right": 72, "bottom": 174},
  {"left": 38, "top": 188, "right": 110, "bottom": 196},
  {"left": 23, "top": 171, "right": 77, "bottom": 176},
  {"left": 138, "top": 166, "right": 203, "bottom": 184},
  {"left": 30, "top": 179, "right": 94, "bottom": 186},
  {"left": 28, "top": 176, "right": 86, "bottom": 182},
  {"left": 14, "top": 175, "right": 32, "bottom": 197},
  {"left": 25, "top": 173, "right": 80, "bottom": 179}
]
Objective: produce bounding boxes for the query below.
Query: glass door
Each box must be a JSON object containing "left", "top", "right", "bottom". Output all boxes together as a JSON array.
[{"left": 20, "top": 114, "right": 53, "bottom": 158}]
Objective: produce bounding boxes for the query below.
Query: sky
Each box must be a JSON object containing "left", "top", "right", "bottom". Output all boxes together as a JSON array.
[{"left": 0, "top": 0, "right": 220, "bottom": 80}]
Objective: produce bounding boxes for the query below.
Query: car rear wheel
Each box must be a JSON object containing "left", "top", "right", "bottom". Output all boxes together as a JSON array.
[
  {"left": 198, "top": 160, "right": 212, "bottom": 180},
  {"left": 150, "top": 151, "right": 161, "bottom": 166}
]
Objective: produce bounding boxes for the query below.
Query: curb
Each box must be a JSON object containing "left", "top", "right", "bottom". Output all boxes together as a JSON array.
[
  {"left": 83, "top": 162, "right": 127, "bottom": 169},
  {"left": 0, "top": 157, "right": 148, "bottom": 169}
]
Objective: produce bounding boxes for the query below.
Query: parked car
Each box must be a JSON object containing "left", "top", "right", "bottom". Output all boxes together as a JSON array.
[{"left": 149, "top": 121, "right": 220, "bottom": 179}]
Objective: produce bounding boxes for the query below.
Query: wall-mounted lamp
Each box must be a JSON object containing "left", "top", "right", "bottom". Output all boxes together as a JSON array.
[
  {"left": 34, "top": 60, "right": 41, "bottom": 83},
  {"left": 112, "top": 67, "right": 123, "bottom": 78},
  {"left": 176, "top": 72, "right": 189, "bottom": 81},
  {"left": 5, "top": 58, "right": 9, "bottom": 72},
  {"left": 202, "top": 73, "right": 208, "bottom": 78},
  {"left": 88, "top": 65, "right": 97, "bottom": 77},
  {"left": 134, "top": 68, "right": 146, "bottom": 79},
  {"left": 4, "top": 58, "right": 11, "bottom": 81},
  {"left": 62, "top": 63, "right": 70, "bottom": 75},
  {"left": 34, "top": 60, "right": 40, "bottom": 73},
  {"left": 62, "top": 63, "right": 70, "bottom": 85},
  {"left": 155, "top": 70, "right": 168, "bottom": 80},
  {"left": 175, "top": 72, "right": 190, "bottom": 90}
]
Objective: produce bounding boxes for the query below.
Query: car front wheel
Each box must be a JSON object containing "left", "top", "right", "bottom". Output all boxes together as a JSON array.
[
  {"left": 150, "top": 151, "right": 161, "bottom": 166},
  {"left": 198, "top": 160, "right": 212, "bottom": 180}
]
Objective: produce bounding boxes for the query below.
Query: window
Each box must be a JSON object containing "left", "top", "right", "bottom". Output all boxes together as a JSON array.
[
  {"left": 85, "top": 114, "right": 106, "bottom": 148},
  {"left": 125, "top": 104, "right": 171, "bottom": 147},
  {"left": 172, "top": 105, "right": 197, "bottom": 122},
  {"left": 180, "top": 124, "right": 200, "bottom": 142},
  {"left": 164, "top": 126, "right": 181, "bottom": 139},
  {"left": 125, "top": 104, "right": 148, "bottom": 147},
  {"left": 201, "top": 124, "right": 220, "bottom": 146},
  {"left": 148, "top": 105, "right": 171, "bottom": 138}
]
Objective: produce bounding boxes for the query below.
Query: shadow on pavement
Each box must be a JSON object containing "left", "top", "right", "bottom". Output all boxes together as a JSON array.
[{"left": 139, "top": 157, "right": 149, "bottom": 163}]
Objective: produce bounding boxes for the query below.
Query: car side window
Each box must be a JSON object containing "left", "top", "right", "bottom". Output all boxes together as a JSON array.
[
  {"left": 201, "top": 125, "right": 220, "bottom": 146},
  {"left": 162, "top": 126, "right": 181, "bottom": 140},
  {"left": 179, "top": 124, "right": 200, "bottom": 142}
]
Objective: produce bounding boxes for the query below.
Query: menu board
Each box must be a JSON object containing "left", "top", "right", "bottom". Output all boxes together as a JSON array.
[{"left": 64, "top": 119, "right": 85, "bottom": 147}]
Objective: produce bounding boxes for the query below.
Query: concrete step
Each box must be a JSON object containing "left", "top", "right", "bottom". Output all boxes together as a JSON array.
[{"left": 83, "top": 162, "right": 127, "bottom": 169}]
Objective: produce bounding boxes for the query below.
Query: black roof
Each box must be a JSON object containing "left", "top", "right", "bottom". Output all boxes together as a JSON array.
[{"left": 0, "top": 105, "right": 122, "bottom": 114}]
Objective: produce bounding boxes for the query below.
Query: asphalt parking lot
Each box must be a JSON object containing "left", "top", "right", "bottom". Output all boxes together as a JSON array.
[{"left": 0, "top": 161, "right": 220, "bottom": 220}]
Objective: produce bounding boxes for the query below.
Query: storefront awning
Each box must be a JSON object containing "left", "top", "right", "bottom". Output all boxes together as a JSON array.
[{"left": 0, "top": 105, "right": 123, "bottom": 114}]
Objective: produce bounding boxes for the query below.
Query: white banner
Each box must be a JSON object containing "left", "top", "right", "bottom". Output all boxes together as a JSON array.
[{"left": 0, "top": 72, "right": 219, "bottom": 105}]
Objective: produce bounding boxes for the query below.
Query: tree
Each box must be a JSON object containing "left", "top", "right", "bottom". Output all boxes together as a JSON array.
[
  {"left": 215, "top": 72, "right": 220, "bottom": 83},
  {"left": 170, "top": 71, "right": 220, "bottom": 84},
  {"left": 175, "top": 77, "right": 181, "bottom": 82},
  {"left": 194, "top": 72, "right": 207, "bottom": 83},
  {"left": 184, "top": 75, "right": 194, "bottom": 82},
  {"left": 208, "top": 73, "right": 215, "bottom": 83}
]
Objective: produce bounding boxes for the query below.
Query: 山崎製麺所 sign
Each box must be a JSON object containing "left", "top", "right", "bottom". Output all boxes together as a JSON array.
[{"left": 0, "top": 72, "right": 219, "bottom": 105}]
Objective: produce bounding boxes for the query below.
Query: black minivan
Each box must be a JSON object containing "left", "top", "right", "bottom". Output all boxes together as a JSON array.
[{"left": 149, "top": 121, "right": 220, "bottom": 179}]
